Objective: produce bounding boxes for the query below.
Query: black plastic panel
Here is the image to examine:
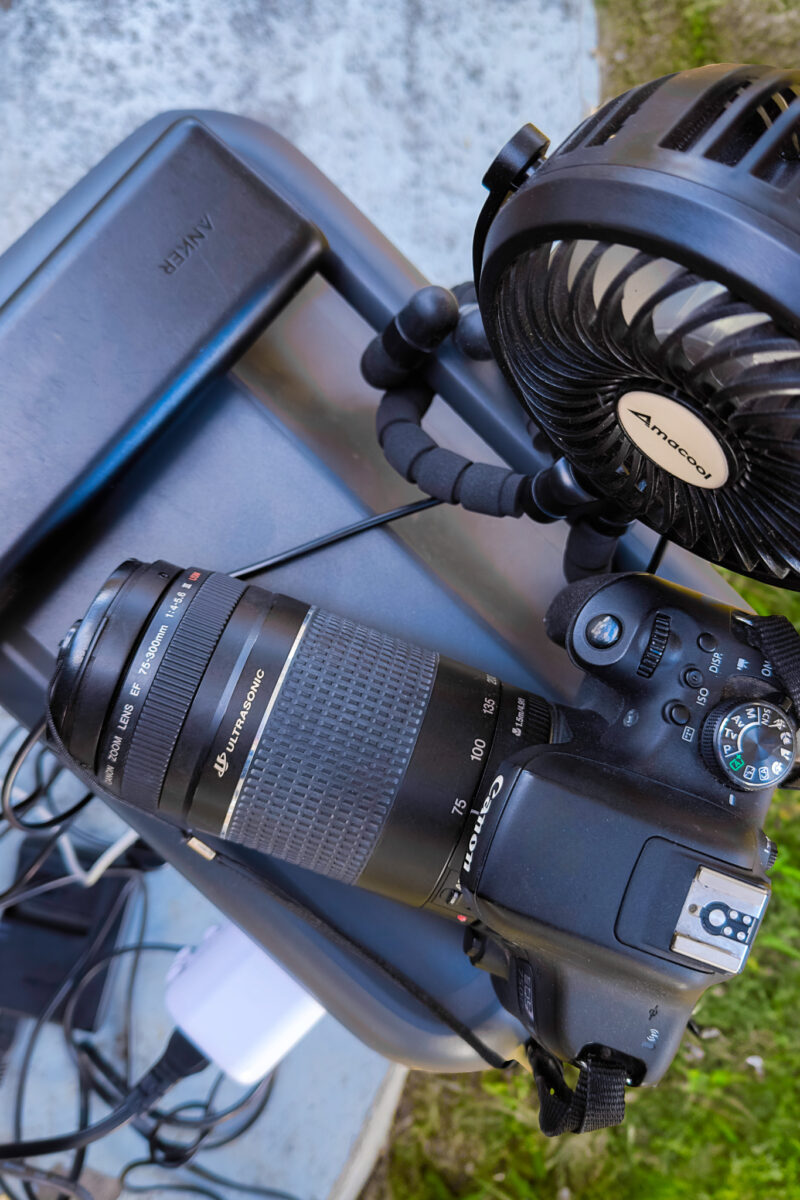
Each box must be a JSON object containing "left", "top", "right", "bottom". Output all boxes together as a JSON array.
[{"left": 0, "top": 117, "right": 323, "bottom": 608}]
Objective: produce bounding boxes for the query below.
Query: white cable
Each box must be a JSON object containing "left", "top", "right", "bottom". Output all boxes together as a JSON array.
[
  {"left": 81, "top": 827, "right": 139, "bottom": 887},
  {"left": 8, "top": 797, "right": 140, "bottom": 888},
  {"left": 3, "top": 722, "right": 139, "bottom": 887},
  {"left": 55, "top": 826, "right": 85, "bottom": 882},
  {"left": 55, "top": 825, "right": 139, "bottom": 887}
]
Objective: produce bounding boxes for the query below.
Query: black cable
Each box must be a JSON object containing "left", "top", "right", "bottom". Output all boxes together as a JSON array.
[
  {"left": 56, "top": 942, "right": 287, "bottom": 1187},
  {"left": 189, "top": 1163, "right": 304, "bottom": 1200},
  {"left": 33, "top": 744, "right": 62, "bottom": 803},
  {"left": 60, "top": 941, "right": 272, "bottom": 1153},
  {"left": 197, "top": 1082, "right": 274, "bottom": 1152},
  {"left": 646, "top": 533, "right": 669, "bottom": 576},
  {"left": 118, "top": 1157, "right": 305, "bottom": 1200},
  {"left": 2, "top": 720, "right": 93, "bottom": 832},
  {"left": 12, "top": 874, "right": 142, "bottom": 1192},
  {"left": 2, "top": 1095, "right": 143, "bottom": 1160},
  {"left": 0, "top": 723, "right": 49, "bottom": 826},
  {"left": 0, "top": 1011, "right": 20, "bottom": 1197},
  {"left": 0, "top": 725, "right": 279, "bottom": 1192},
  {"left": 0, "top": 1162, "right": 94, "bottom": 1200},
  {"left": 62, "top": 941, "right": 180, "bottom": 1076},
  {"left": 154, "top": 1077, "right": 273, "bottom": 1140},
  {"left": 0, "top": 830, "right": 64, "bottom": 907},
  {"left": 0, "top": 1028, "right": 208, "bottom": 1160},
  {"left": 215, "top": 850, "right": 510, "bottom": 1071},
  {"left": 65, "top": 1064, "right": 92, "bottom": 1199},
  {"left": 73, "top": 1041, "right": 264, "bottom": 1133},
  {"left": 71, "top": 1027, "right": 272, "bottom": 1152},
  {"left": 0, "top": 1012, "right": 18, "bottom": 1086},
  {"left": 65, "top": 890, "right": 150, "bottom": 1200},
  {"left": 0, "top": 874, "right": 89, "bottom": 912},
  {"left": 119, "top": 1162, "right": 225, "bottom": 1200},
  {"left": 230, "top": 497, "right": 442, "bottom": 579},
  {"left": 0, "top": 865, "right": 140, "bottom": 1195}
]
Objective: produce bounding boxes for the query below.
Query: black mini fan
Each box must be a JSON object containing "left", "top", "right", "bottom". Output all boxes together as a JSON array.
[{"left": 477, "top": 63, "right": 800, "bottom": 587}]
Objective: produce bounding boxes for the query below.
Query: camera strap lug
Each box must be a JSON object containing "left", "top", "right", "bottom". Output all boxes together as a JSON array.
[
  {"left": 736, "top": 613, "right": 800, "bottom": 720},
  {"left": 526, "top": 1041, "right": 627, "bottom": 1136}
]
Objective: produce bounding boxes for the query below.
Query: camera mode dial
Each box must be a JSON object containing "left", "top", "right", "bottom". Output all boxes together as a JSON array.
[{"left": 701, "top": 700, "right": 797, "bottom": 792}]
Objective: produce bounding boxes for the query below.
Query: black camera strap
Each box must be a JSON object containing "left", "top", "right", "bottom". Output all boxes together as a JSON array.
[
  {"left": 739, "top": 614, "right": 800, "bottom": 717},
  {"left": 527, "top": 1042, "right": 627, "bottom": 1136}
]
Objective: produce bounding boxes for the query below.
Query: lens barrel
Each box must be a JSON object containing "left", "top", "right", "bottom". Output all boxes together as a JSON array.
[{"left": 50, "top": 561, "right": 550, "bottom": 907}]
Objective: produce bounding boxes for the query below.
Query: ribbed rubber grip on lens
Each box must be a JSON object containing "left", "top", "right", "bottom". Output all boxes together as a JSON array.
[
  {"left": 122, "top": 573, "right": 245, "bottom": 809},
  {"left": 225, "top": 608, "right": 438, "bottom": 884}
]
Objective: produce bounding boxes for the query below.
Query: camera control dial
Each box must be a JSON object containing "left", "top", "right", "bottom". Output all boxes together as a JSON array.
[{"left": 701, "top": 701, "right": 797, "bottom": 791}]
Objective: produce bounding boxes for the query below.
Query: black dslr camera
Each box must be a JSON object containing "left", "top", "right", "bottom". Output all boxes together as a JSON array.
[
  {"left": 47, "top": 560, "right": 799, "bottom": 1132},
  {"left": 28, "top": 62, "right": 800, "bottom": 1132}
]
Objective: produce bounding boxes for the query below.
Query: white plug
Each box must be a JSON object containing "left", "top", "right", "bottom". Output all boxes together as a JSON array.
[{"left": 165, "top": 920, "right": 325, "bottom": 1084}]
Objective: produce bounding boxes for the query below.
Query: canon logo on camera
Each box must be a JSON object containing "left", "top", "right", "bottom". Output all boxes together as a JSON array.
[
  {"left": 617, "top": 391, "right": 729, "bottom": 489},
  {"left": 462, "top": 774, "right": 504, "bottom": 875}
]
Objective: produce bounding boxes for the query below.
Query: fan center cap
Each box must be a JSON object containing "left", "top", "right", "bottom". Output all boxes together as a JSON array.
[{"left": 617, "top": 391, "right": 729, "bottom": 489}]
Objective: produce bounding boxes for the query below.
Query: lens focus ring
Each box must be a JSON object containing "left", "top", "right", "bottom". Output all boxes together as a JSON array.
[
  {"left": 224, "top": 607, "right": 438, "bottom": 884},
  {"left": 122, "top": 572, "right": 245, "bottom": 809}
]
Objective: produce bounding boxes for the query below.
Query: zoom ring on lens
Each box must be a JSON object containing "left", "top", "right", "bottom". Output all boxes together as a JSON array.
[
  {"left": 225, "top": 607, "right": 438, "bottom": 884},
  {"left": 121, "top": 572, "right": 246, "bottom": 810}
]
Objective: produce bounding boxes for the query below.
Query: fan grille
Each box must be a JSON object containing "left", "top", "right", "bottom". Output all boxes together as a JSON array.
[{"left": 495, "top": 238, "right": 800, "bottom": 586}]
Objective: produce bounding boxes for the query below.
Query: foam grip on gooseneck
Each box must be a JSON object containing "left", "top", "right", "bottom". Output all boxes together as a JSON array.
[
  {"left": 412, "top": 446, "right": 471, "bottom": 500},
  {"left": 361, "top": 286, "right": 460, "bottom": 389},
  {"left": 374, "top": 386, "right": 432, "bottom": 436},
  {"left": 376, "top": 385, "right": 532, "bottom": 517}
]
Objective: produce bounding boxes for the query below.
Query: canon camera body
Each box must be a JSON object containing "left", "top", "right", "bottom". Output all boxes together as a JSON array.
[{"left": 48, "top": 560, "right": 796, "bottom": 1089}]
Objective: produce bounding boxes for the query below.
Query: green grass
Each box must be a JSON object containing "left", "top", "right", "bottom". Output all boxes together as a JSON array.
[
  {"left": 595, "top": 0, "right": 800, "bottom": 101},
  {"left": 364, "top": 576, "right": 800, "bottom": 1200}
]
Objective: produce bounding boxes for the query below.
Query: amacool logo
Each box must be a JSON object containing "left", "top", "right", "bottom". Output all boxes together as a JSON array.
[
  {"left": 617, "top": 391, "right": 729, "bottom": 490},
  {"left": 629, "top": 410, "right": 712, "bottom": 479}
]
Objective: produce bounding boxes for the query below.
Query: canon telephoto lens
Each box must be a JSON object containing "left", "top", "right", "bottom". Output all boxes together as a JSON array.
[{"left": 49, "top": 561, "right": 551, "bottom": 907}]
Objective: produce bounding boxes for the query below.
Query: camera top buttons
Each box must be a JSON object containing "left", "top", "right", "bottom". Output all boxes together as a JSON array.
[
  {"left": 682, "top": 666, "right": 704, "bottom": 689},
  {"left": 585, "top": 614, "right": 622, "bottom": 648},
  {"left": 702, "top": 700, "right": 797, "bottom": 791},
  {"left": 637, "top": 612, "right": 671, "bottom": 678},
  {"left": 697, "top": 632, "right": 718, "bottom": 653},
  {"left": 665, "top": 702, "right": 692, "bottom": 726}
]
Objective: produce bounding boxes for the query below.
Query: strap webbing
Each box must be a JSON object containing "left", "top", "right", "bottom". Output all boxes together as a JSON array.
[
  {"left": 741, "top": 614, "right": 800, "bottom": 717},
  {"left": 527, "top": 1042, "right": 627, "bottom": 1136}
]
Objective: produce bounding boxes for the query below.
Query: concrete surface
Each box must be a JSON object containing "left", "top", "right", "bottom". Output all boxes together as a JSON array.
[
  {"left": 0, "top": 3, "right": 599, "bottom": 1196},
  {"left": 0, "top": 0, "right": 598, "bottom": 284}
]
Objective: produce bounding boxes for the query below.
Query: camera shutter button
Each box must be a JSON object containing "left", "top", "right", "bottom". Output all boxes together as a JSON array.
[{"left": 585, "top": 614, "right": 622, "bottom": 648}]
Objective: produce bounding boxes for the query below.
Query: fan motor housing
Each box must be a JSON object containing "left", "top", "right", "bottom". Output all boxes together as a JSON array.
[{"left": 477, "top": 63, "right": 800, "bottom": 587}]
